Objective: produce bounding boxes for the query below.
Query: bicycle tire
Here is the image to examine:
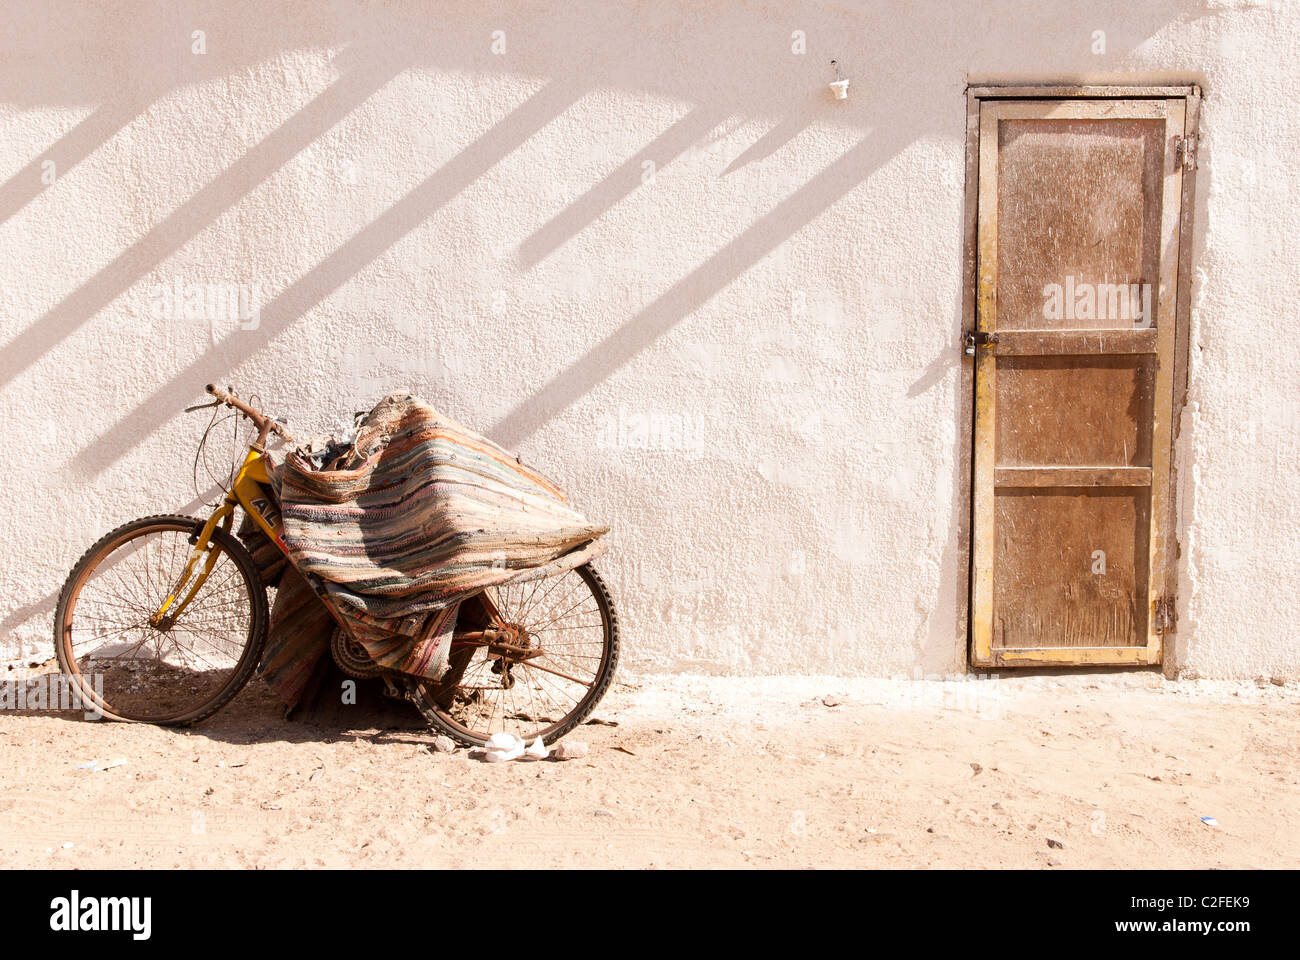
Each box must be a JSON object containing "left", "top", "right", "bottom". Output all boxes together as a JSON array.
[
  {"left": 407, "top": 563, "right": 620, "bottom": 748},
  {"left": 54, "top": 513, "right": 268, "bottom": 725}
]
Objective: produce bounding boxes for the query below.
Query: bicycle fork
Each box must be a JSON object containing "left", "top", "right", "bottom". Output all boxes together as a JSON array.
[
  {"left": 149, "top": 497, "right": 237, "bottom": 630},
  {"left": 151, "top": 445, "right": 279, "bottom": 629}
]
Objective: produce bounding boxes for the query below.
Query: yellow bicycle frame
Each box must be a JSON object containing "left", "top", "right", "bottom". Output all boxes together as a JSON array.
[
  {"left": 150, "top": 446, "right": 285, "bottom": 627},
  {"left": 147, "top": 411, "right": 564, "bottom": 686}
]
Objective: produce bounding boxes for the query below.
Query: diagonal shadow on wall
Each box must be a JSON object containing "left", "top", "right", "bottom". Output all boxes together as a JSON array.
[
  {"left": 489, "top": 125, "right": 914, "bottom": 449},
  {"left": 73, "top": 77, "right": 589, "bottom": 478},
  {"left": 0, "top": 46, "right": 407, "bottom": 392},
  {"left": 517, "top": 104, "right": 730, "bottom": 268},
  {"left": 0, "top": 90, "right": 171, "bottom": 228},
  {"left": 720, "top": 111, "right": 814, "bottom": 177}
]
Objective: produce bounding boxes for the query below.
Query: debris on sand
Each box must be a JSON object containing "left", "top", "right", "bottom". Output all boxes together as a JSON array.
[
  {"left": 554, "top": 741, "right": 589, "bottom": 760},
  {"left": 75, "top": 758, "right": 127, "bottom": 773}
]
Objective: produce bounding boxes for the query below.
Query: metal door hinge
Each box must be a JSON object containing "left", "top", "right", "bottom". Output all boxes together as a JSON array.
[
  {"left": 1174, "top": 134, "right": 1197, "bottom": 171},
  {"left": 963, "top": 330, "right": 999, "bottom": 356},
  {"left": 1153, "top": 596, "right": 1177, "bottom": 635}
]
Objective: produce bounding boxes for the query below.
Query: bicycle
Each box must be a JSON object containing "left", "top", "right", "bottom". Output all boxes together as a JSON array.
[{"left": 54, "top": 384, "right": 619, "bottom": 747}]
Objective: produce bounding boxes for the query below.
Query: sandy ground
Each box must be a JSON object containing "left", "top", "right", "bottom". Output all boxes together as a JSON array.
[{"left": 0, "top": 669, "right": 1297, "bottom": 869}]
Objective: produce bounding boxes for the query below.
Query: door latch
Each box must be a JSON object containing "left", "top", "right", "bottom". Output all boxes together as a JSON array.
[
  {"left": 963, "top": 330, "right": 999, "bottom": 356},
  {"left": 1153, "top": 596, "right": 1177, "bottom": 635}
]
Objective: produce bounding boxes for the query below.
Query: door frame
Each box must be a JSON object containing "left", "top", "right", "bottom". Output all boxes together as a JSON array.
[{"left": 959, "top": 83, "right": 1203, "bottom": 674}]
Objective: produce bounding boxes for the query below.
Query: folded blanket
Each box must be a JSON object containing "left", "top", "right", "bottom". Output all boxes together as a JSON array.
[
  {"left": 273, "top": 393, "right": 608, "bottom": 623},
  {"left": 255, "top": 394, "right": 607, "bottom": 708}
]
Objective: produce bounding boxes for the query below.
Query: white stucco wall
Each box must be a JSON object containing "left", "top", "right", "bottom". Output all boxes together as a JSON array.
[{"left": 1, "top": 0, "right": 1296, "bottom": 679}]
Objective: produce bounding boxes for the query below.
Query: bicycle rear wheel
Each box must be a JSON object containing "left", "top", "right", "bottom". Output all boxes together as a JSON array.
[
  {"left": 54, "top": 514, "right": 268, "bottom": 724},
  {"left": 407, "top": 563, "right": 619, "bottom": 747}
]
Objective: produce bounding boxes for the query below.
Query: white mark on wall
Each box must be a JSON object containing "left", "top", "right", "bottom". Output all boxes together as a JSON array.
[{"left": 149, "top": 279, "right": 262, "bottom": 344}]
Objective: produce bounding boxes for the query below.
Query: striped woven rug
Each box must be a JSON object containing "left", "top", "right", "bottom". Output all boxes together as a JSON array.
[{"left": 274, "top": 393, "right": 608, "bottom": 625}]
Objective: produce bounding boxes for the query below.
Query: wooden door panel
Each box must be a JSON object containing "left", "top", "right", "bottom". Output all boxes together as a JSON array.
[
  {"left": 993, "top": 488, "right": 1150, "bottom": 650},
  {"left": 970, "top": 96, "right": 1187, "bottom": 668},
  {"left": 996, "top": 116, "right": 1165, "bottom": 331},
  {"left": 995, "top": 355, "right": 1155, "bottom": 467}
]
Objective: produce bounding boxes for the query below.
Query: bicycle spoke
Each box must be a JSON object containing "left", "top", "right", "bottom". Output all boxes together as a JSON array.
[{"left": 58, "top": 520, "right": 263, "bottom": 723}]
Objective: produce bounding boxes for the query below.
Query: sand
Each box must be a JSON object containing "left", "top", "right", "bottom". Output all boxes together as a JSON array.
[{"left": 1, "top": 669, "right": 1297, "bottom": 868}]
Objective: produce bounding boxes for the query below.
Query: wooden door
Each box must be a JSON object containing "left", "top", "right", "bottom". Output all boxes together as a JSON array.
[{"left": 969, "top": 96, "right": 1191, "bottom": 667}]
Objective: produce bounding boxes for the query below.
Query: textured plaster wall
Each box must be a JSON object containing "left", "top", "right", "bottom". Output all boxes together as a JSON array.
[{"left": 0, "top": 1, "right": 1296, "bottom": 679}]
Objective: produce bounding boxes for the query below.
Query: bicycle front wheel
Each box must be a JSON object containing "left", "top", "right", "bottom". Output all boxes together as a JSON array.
[
  {"left": 407, "top": 563, "right": 619, "bottom": 747},
  {"left": 54, "top": 514, "right": 268, "bottom": 724}
]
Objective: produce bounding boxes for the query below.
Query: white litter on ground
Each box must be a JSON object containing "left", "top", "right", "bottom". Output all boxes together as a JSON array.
[{"left": 483, "top": 733, "right": 525, "bottom": 763}]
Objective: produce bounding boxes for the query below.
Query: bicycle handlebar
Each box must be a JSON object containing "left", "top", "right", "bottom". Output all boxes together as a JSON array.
[{"left": 205, "top": 384, "right": 296, "bottom": 444}]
